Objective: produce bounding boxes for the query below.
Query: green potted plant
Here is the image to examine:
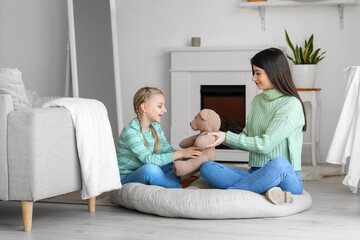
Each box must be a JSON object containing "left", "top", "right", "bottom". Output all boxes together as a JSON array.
[{"left": 285, "top": 29, "right": 326, "bottom": 88}]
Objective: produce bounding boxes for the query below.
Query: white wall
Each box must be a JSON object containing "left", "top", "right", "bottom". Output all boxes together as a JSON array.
[
  {"left": 1, "top": 0, "right": 359, "bottom": 162},
  {"left": 116, "top": 0, "right": 360, "bottom": 162},
  {"left": 0, "top": 0, "right": 68, "bottom": 96}
]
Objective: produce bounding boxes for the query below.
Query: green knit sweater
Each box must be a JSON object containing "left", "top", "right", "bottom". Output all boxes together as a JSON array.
[
  {"left": 224, "top": 89, "right": 305, "bottom": 171},
  {"left": 117, "top": 118, "right": 175, "bottom": 179}
]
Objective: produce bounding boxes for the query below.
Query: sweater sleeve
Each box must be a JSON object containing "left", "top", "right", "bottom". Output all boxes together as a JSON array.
[
  {"left": 225, "top": 98, "right": 304, "bottom": 154},
  {"left": 122, "top": 127, "right": 174, "bottom": 166}
]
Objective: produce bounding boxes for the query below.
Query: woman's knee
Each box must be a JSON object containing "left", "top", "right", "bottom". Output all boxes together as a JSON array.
[
  {"left": 293, "top": 188, "right": 303, "bottom": 195},
  {"left": 200, "top": 161, "right": 218, "bottom": 175},
  {"left": 269, "top": 157, "right": 292, "bottom": 170}
]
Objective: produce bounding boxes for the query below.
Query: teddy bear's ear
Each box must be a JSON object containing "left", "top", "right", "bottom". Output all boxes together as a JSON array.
[{"left": 199, "top": 109, "right": 209, "bottom": 121}]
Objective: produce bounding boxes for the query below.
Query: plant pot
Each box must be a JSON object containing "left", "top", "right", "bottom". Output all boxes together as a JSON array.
[{"left": 291, "top": 64, "right": 318, "bottom": 88}]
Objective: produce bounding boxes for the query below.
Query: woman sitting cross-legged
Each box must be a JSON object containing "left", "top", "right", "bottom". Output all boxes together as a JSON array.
[{"left": 201, "top": 48, "right": 307, "bottom": 205}]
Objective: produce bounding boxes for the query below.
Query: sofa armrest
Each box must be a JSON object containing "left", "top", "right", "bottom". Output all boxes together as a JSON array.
[
  {"left": 0, "top": 94, "right": 14, "bottom": 200},
  {"left": 8, "top": 107, "right": 81, "bottom": 201}
]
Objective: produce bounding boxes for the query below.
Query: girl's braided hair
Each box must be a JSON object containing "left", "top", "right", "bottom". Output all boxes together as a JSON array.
[{"left": 133, "top": 87, "right": 163, "bottom": 154}]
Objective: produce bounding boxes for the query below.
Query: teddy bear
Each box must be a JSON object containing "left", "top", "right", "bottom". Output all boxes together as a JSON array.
[{"left": 173, "top": 109, "right": 221, "bottom": 179}]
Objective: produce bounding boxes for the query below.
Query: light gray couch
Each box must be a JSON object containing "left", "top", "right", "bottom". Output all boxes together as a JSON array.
[{"left": 0, "top": 93, "right": 95, "bottom": 231}]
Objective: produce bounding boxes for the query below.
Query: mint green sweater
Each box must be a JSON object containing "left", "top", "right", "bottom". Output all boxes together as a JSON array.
[
  {"left": 117, "top": 118, "right": 175, "bottom": 179},
  {"left": 224, "top": 89, "right": 305, "bottom": 171}
]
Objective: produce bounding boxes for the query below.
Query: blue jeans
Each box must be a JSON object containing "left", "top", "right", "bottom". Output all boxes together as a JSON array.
[
  {"left": 121, "top": 163, "right": 182, "bottom": 188},
  {"left": 200, "top": 157, "right": 303, "bottom": 194}
]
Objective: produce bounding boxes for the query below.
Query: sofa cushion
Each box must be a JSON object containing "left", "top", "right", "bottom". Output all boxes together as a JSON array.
[{"left": 0, "top": 68, "right": 30, "bottom": 110}]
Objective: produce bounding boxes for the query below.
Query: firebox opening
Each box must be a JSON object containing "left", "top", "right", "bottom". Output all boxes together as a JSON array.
[{"left": 201, "top": 85, "right": 246, "bottom": 149}]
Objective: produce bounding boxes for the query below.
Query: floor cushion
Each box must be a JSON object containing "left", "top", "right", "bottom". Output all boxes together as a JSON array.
[{"left": 110, "top": 178, "right": 312, "bottom": 219}]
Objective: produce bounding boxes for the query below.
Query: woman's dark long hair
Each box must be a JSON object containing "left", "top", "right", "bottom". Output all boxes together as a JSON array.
[{"left": 251, "top": 48, "right": 307, "bottom": 131}]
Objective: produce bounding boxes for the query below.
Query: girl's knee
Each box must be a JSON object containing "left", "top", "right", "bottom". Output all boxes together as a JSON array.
[{"left": 141, "top": 163, "right": 163, "bottom": 176}]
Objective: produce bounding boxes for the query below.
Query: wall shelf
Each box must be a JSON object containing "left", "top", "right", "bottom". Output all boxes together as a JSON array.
[{"left": 238, "top": 0, "right": 360, "bottom": 31}]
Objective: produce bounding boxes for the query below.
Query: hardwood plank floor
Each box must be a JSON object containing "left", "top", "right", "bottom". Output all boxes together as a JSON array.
[{"left": 1, "top": 176, "right": 359, "bottom": 240}]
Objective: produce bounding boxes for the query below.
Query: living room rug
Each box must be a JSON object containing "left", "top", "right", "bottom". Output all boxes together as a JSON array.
[{"left": 40, "top": 162, "right": 344, "bottom": 206}]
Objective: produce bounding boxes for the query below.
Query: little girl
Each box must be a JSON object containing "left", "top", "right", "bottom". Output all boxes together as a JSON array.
[{"left": 117, "top": 87, "right": 203, "bottom": 188}]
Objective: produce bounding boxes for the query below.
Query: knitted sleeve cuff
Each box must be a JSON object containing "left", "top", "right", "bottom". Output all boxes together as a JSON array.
[
  {"left": 161, "top": 152, "right": 175, "bottom": 165},
  {"left": 224, "top": 131, "right": 240, "bottom": 148}
]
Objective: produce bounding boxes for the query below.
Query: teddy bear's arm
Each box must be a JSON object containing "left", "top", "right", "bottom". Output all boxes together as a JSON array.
[
  {"left": 194, "top": 133, "right": 216, "bottom": 149},
  {"left": 179, "top": 134, "right": 200, "bottom": 148}
]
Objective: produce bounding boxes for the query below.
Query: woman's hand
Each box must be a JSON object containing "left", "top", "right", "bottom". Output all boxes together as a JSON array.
[{"left": 206, "top": 131, "right": 226, "bottom": 148}]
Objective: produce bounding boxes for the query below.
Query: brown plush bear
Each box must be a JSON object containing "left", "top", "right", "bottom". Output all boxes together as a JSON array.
[{"left": 173, "top": 109, "right": 221, "bottom": 178}]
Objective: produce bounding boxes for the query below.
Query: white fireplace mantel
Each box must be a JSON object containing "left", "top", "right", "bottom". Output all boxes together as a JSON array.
[{"left": 168, "top": 46, "right": 274, "bottom": 162}]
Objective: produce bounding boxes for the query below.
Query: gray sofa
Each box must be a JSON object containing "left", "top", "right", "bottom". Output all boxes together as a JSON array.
[{"left": 0, "top": 93, "right": 95, "bottom": 231}]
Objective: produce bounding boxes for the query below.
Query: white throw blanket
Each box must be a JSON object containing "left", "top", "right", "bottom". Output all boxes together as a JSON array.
[
  {"left": 326, "top": 66, "right": 360, "bottom": 193},
  {"left": 43, "top": 98, "right": 122, "bottom": 199}
]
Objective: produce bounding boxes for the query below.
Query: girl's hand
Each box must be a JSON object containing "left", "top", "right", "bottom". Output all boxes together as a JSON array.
[
  {"left": 206, "top": 131, "right": 226, "bottom": 148},
  {"left": 181, "top": 146, "right": 203, "bottom": 159}
]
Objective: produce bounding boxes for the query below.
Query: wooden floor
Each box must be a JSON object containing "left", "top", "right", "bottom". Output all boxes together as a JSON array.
[{"left": 1, "top": 176, "right": 359, "bottom": 240}]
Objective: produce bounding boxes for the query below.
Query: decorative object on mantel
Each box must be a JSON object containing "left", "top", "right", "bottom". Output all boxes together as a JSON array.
[
  {"left": 285, "top": 30, "right": 326, "bottom": 88},
  {"left": 191, "top": 37, "right": 201, "bottom": 47}
]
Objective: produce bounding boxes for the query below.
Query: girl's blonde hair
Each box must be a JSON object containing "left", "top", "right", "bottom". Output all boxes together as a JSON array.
[{"left": 133, "top": 86, "right": 163, "bottom": 154}]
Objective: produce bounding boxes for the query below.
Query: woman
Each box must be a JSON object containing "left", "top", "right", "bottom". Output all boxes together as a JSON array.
[{"left": 201, "top": 48, "right": 307, "bottom": 204}]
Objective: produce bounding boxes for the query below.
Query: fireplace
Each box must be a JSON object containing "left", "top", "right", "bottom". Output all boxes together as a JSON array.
[
  {"left": 168, "top": 46, "right": 265, "bottom": 162},
  {"left": 201, "top": 85, "right": 245, "bottom": 149}
]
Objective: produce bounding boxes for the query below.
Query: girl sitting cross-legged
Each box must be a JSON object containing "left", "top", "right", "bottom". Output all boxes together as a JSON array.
[{"left": 117, "top": 86, "right": 202, "bottom": 188}]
